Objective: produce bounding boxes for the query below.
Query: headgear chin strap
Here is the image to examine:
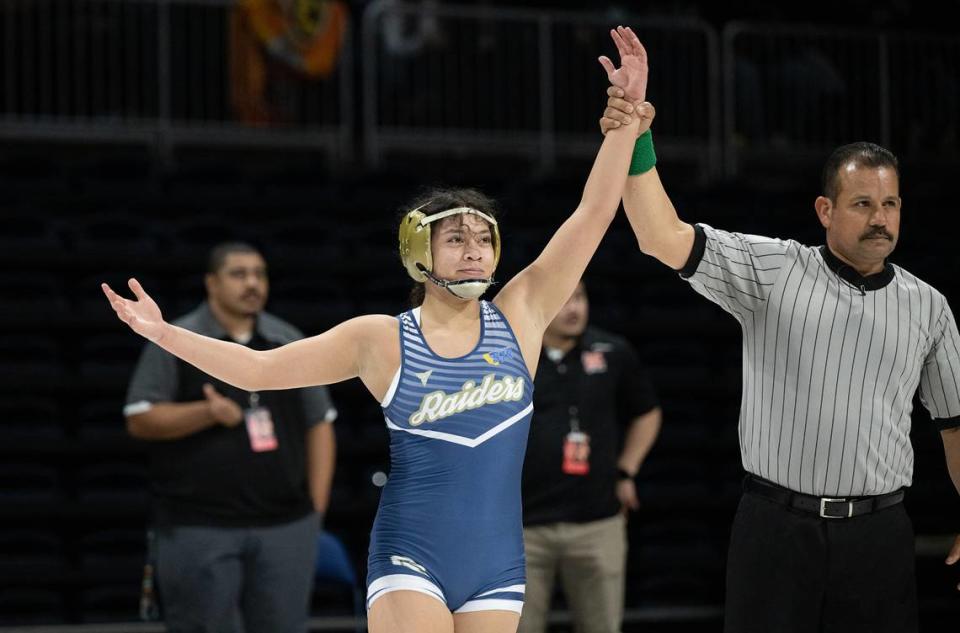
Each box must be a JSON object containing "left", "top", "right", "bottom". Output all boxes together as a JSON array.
[
  {"left": 399, "top": 205, "right": 501, "bottom": 299},
  {"left": 418, "top": 265, "right": 496, "bottom": 300}
]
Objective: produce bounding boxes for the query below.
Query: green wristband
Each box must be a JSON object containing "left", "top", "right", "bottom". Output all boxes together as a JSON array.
[{"left": 628, "top": 130, "right": 656, "bottom": 175}]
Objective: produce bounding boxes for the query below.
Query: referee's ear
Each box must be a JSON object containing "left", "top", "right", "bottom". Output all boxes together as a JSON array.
[{"left": 814, "top": 196, "right": 833, "bottom": 229}]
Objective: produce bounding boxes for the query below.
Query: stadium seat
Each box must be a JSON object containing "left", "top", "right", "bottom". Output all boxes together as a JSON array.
[{"left": 313, "top": 530, "right": 364, "bottom": 630}]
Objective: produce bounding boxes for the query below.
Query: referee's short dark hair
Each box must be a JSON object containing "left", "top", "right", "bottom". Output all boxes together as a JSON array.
[
  {"left": 822, "top": 142, "right": 899, "bottom": 202},
  {"left": 207, "top": 242, "right": 263, "bottom": 274}
]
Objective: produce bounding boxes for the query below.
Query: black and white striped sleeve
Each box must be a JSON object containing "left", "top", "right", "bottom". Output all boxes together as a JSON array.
[
  {"left": 919, "top": 295, "right": 960, "bottom": 430},
  {"left": 677, "top": 223, "right": 792, "bottom": 318}
]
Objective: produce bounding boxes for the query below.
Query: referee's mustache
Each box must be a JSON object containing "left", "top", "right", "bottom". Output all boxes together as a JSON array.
[{"left": 860, "top": 227, "right": 894, "bottom": 241}]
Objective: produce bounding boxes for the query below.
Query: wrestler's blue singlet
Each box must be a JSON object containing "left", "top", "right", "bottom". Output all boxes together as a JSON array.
[{"left": 366, "top": 301, "right": 533, "bottom": 614}]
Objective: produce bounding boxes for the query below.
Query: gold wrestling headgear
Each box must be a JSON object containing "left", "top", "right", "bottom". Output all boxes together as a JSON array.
[{"left": 399, "top": 205, "right": 501, "bottom": 299}]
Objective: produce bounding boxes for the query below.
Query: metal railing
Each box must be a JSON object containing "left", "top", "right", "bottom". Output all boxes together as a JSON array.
[
  {"left": 885, "top": 32, "right": 960, "bottom": 166},
  {"left": 722, "top": 22, "right": 960, "bottom": 175},
  {"left": 0, "top": 0, "right": 354, "bottom": 161},
  {"left": 2, "top": 0, "right": 958, "bottom": 178},
  {"left": 362, "top": 0, "right": 721, "bottom": 177}
]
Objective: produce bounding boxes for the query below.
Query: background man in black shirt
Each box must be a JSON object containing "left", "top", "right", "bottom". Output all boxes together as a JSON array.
[
  {"left": 519, "top": 280, "right": 661, "bottom": 633},
  {"left": 123, "top": 242, "right": 337, "bottom": 633}
]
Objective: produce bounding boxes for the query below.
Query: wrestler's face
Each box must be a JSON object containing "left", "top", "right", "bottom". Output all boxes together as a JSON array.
[
  {"left": 430, "top": 214, "right": 496, "bottom": 282},
  {"left": 546, "top": 282, "right": 589, "bottom": 339},
  {"left": 206, "top": 252, "right": 269, "bottom": 318},
  {"left": 815, "top": 162, "right": 900, "bottom": 275}
]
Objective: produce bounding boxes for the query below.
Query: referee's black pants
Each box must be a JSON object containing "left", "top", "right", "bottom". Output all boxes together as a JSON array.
[{"left": 724, "top": 483, "right": 918, "bottom": 633}]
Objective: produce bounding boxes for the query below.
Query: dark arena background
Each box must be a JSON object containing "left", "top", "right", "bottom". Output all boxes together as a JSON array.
[{"left": 1, "top": 0, "right": 958, "bottom": 631}]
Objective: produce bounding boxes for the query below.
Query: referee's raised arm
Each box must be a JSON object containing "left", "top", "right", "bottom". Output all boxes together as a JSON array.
[{"left": 621, "top": 146, "right": 696, "bottom": 270}]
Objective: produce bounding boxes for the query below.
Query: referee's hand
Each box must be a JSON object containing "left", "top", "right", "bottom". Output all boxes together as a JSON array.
[{"left": 947, "top": 534, "right": 960, "bottom": 591}]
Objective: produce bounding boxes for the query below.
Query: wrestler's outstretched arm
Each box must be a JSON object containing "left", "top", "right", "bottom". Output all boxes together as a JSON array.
[
  {"left": 495, "top": 26, "right": 646, "bottom": 355},
  {"left": 103, "top": 279, "right": 395, "bottom": 394}
]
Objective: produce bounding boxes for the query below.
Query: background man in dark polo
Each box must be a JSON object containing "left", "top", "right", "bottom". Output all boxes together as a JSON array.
[
  {"left": 519, "top": 280, "right": 662, "bottom": 633},
  {"left": 124, "top": 242, "right": 337, "bottom": 633}
]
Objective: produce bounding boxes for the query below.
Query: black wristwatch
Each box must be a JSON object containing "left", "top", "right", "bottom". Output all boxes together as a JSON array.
[{"left": 616, "top": 467, "right": 634, "bottom": 481}]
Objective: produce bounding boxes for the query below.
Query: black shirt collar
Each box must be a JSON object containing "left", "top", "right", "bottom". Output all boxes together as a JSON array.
[{"left": 818, "top": 245, "right": 895, "bottom": 292}]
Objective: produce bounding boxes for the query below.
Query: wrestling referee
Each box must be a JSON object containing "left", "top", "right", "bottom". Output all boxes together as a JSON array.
[{"left": 600, "top": 73, "right": 960, "bottom": 632}]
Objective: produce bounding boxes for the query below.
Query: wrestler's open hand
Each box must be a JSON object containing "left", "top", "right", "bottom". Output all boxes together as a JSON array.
[
  {"left": 598, "top": 27, "right": 655, "bottom": 137},
  {"left": 598, "top": 25, "right": 648, "bottom": 103},
  {"left": 101, "top": 278, "right": 168, "bottom": 343}
]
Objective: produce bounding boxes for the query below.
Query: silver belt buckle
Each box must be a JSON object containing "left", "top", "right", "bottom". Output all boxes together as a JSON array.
[{"left": 819, "top": 497, "right": 853, "bottom": 519}]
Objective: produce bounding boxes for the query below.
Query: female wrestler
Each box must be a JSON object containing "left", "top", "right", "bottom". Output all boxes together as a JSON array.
[{"left": 103, "top": 30, "right": 652, "bottom": 633}]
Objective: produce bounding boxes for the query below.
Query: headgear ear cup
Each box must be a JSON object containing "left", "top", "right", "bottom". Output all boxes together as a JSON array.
[
  {"left": 398, "top": 206, "right": 501, "bottom": 296},
  {"left": 398, "top": 206, "right": 433, "bottom": 283}
]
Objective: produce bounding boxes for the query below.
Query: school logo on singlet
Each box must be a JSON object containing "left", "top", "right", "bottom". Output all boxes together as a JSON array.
[
  {"left": 483, "top": 347, "right": 514, "bottom": 366},
  {"left": 409, "top": 373, "right": 526, "bottom": 426}
]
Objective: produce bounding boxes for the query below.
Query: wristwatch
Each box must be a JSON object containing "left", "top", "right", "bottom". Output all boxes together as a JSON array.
[{"left": 616, "top": 467, "right": 634, "bottom": 481}]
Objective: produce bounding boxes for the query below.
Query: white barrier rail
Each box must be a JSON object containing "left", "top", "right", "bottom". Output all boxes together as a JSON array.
[
  {"left": 0, "top": 0, "right": 354, "bottom": 161},
  {"left": 723, "top": 22, "right": 960, "bottom": 175},
  {"left": 1, "top": 1, "right": 956, "bottom": 177},
  {"left": 361, "top": 1, "right": 721, "bottom": 177}
]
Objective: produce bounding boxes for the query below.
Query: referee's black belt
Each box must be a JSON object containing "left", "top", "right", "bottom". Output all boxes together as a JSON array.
[{"left": 743, "top": 475, "right": 905, "bottom": 519}]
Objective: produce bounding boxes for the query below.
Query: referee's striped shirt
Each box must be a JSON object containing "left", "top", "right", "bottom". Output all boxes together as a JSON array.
[{"left": 680, "top": 224, "right": 960, "bottom": 497}]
